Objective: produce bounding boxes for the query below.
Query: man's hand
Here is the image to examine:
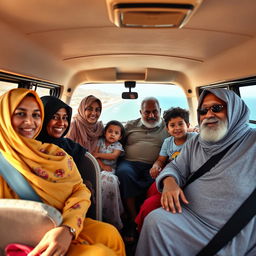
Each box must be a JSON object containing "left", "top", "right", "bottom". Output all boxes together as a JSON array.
[
  {"left": 188, "top": 126, "right": 199, "bottom": 133},
  {"left": 161, "top": 176, "right": 189, "bottom": 213}
]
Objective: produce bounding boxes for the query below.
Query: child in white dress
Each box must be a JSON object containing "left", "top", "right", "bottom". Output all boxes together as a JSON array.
[{"left": 92, "top": 120, "right": 125, "bottom": 230}]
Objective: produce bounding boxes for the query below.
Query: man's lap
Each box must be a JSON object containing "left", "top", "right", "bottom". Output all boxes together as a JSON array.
[{"left": 116, "top": 160, "right": 153, "bottom": 197}]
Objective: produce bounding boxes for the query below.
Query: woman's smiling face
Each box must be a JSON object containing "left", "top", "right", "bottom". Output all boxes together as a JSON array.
[
  {"left": 11, "top": 96, "right": 42, "bottom": 138},
  {"left": 84, "top": 101, "right": 101, "bottom": 124},
  {"left": 46, "top": 108, "right": 69, "bottom": 138}
]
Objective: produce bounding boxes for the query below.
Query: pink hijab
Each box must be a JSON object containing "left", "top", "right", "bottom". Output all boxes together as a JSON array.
[{"left": 66, "top": 95, "right": 103, "bottom": 152}]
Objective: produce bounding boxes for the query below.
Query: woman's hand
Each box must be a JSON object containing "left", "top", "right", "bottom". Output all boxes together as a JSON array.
[
  {"left": 161, "top": 177, "right": 189, "bottom": 213},
  {"left": 28, "top": 226, "right": 73, "bottom": 256}
]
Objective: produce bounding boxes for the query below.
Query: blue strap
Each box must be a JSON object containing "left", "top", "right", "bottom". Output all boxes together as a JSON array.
[{"left": 0, "top": 152, "right": 42, "bottom": 202}]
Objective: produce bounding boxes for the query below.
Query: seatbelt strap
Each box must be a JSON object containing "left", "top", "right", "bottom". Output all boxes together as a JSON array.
[
  {"left": 197, "top": 188, "right": 256, "bottom": 256},
  {"left": 0, "top": 152, "right": 42, "bottom": 202},
  {"left": 183, "top": 141, "right": 236, "bottom": 189}
]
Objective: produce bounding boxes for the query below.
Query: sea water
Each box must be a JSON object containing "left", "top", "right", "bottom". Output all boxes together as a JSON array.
[
  {"left": 100, "top": 96, "right": 188, "bottom": 124},
  {"left": 100, "top": 96, "right": 255, "bottom": 127}
]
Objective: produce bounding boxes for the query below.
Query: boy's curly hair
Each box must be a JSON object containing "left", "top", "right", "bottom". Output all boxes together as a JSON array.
[{"left": 163, "top": 107, "right": 189, "bottom": 127}]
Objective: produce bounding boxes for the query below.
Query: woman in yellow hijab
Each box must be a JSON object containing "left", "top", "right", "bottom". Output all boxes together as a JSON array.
[{"left": 0, "top": 88, "right": 125, "bottom": 256}]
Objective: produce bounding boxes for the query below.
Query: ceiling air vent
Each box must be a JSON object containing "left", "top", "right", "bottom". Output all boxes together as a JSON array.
[{"left": 106, "top": 0, "right": 203, "bottom": 28}]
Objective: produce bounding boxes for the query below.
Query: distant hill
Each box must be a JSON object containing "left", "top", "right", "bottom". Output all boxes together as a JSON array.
[{"left": 70, "top": 87, "right": 122, "bottom": 113}]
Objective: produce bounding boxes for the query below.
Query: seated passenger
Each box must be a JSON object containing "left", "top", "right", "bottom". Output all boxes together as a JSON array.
[
  {"left": 36, "top": 95, "right": 87, "bottom": 164},
  {"left": 135, "top": 88, "right": 256, "bottom": 256},
  {"left": 36, "top": 96, "right": 97, "bottom": 204},
  {"left": 135, "top": 107, "right": 197, "bottom": 231},
  {"left": 116, "top": 97, "right": 169, "bottom": 243},
  {"left": 65, "top": 95, "right": 103, "bottom": 153},
  {"left": 92, "top": 120, "right": 125, "bottom": 230},
  {"left": 0, "top": 89, "right": 125, "bottom": 256}
]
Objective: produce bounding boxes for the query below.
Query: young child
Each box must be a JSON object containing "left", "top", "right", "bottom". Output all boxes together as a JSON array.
[
  {"left": 135, "top": 107, "right": 197, "bottom": 231},
  {"left": 92, "top": 120, "right": 125, "bottom": 230}
]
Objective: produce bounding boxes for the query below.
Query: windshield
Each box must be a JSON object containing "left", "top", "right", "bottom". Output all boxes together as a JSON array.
[{"left": 70, "top": 83, "right": 188, "bottom": 124}]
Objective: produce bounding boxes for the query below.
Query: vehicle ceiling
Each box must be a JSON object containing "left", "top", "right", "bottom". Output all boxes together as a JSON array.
[{"left": 0, "top": 0, "right": 256, "bottom": 95}]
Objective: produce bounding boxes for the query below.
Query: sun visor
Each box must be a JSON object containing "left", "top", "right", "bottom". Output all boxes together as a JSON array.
[{"left": 145, "top": 68, "right": 176, "bottom": 82}]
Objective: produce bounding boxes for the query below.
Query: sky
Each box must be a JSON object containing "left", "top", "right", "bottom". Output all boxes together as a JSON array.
[{"left": 80, "top": 83, "right": 186, "bottom": 98}]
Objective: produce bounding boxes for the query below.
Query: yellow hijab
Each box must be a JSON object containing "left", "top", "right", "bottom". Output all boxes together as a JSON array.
[{"left": 0, "top": 89, "right": 90, "bottom": 224}]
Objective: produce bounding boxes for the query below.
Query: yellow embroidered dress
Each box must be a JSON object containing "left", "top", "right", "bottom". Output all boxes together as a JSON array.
[{"left": 0, "top": 88, "right": 125, "bottom": 256}]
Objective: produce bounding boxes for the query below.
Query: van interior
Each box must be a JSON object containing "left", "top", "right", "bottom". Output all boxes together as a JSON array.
[{"left": 0, "top": 0, "right": 256, "bottom": 125}]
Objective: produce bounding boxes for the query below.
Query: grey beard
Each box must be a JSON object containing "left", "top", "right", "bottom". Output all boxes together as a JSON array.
[
  {"left": 141, "top": 118, "right": 161, "bottom": 129},
  {"left": 200, "top": 118, "right": 228, "bottom": 142}
]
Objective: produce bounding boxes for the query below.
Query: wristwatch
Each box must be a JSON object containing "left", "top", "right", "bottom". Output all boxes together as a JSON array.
[{"left": 62, "top": 225, "right": 76, "bottom": 239}]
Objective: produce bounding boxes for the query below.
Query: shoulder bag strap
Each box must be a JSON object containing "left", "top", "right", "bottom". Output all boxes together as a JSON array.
[
  {"left": 196, "top": 188, "right": 256, "bottom": 256},
  {"left": 0, "top": 152, "right": 42, "bottom": 202},
  {"left": 183, "top": 141, "right": 236, "bottom": 189}
]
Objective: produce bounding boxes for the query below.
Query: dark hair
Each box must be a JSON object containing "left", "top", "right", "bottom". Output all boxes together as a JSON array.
[
  {"left": 163, "top": 107, "right": 189, "bottom": 127},
  {"left": 26, "top": 93, "right": 36, "bottom": 98},
  {"left": 104, "top": 120, "right": 125, "bottom": 140}
]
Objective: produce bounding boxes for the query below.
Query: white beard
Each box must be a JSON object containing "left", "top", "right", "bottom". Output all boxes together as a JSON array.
[
  {"left": 141, "top": 118, "right": 161, "bottom": 129},
  {"left": 200, "top": 117, "right": 228, "bottom": 142}
]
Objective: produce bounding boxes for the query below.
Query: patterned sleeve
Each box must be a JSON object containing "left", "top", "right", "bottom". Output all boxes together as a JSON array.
[
  {"left": 61, "top": 182, "right": 91, "bottom": 239},
  {"left": 114, "top": 141, "right": 124, "bottom": 151}
]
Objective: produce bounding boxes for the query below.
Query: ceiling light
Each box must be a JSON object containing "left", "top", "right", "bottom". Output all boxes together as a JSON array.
[{"left": 106, "top": 0, "right": 203, "bottom": 28}]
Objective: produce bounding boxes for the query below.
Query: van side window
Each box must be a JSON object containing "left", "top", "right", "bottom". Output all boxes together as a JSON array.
[
  {"left": 239, "top": 85, "right": 256, "bottom": 127},
  {"left": 0, "top": 81, "right": 18, "bottom": 95}
]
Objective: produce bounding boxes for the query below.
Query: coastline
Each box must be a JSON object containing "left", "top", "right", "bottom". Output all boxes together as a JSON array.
[
  {"left": 71, "top": 96, "right": 124, "bottom": 117},
  {"left": 102, "top": 98, "right": 124, "bottom": 109}
]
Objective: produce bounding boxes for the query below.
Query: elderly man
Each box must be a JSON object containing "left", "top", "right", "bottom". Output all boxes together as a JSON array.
[
  {"left": 116, "top": 97, "right": 168, "bottom": 241},
  {"left": 136, "top": 88, "right": 256, "bottom": 255}
]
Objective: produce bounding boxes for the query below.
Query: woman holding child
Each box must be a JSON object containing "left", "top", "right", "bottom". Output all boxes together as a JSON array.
[
  {"left": 0, "top": 88, "right": 125, "bottom": 256},
  {"left": 66, "top": 94, "right": 124, "bottom": 229}
]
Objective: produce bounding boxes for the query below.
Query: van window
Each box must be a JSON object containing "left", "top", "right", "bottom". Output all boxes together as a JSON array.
[
  {"left": 0, "top": 81, "right": 57, "bottom": 98},
  {"left": 239, "top": 85, "right": 256, "bottom": 127},
  {"left": 70, "top": 83, "right": 188, "bottom": 124},
  {"left": 34, "top": 86, "right": 53, "bottom": 98},
  {"left": 0, "top": 81, "right": 18, "bottom": 96}
]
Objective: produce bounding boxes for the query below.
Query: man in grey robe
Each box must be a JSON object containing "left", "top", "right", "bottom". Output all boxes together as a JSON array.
[{"left": 135, "top": 88, "right": 256, "bottom": 256}]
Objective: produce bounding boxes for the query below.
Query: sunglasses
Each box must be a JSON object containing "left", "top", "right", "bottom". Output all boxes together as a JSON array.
[{"left": 197, "top": 104, "right": 225, "bottom": 115}]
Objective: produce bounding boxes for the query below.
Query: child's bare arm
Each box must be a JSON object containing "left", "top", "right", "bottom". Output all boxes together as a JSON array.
[
  {"left": 93, "top": 149, "right": 122, "bottom": 161},
  {"left": 150, "top": 155, "right": 168, "bottom": 178}
]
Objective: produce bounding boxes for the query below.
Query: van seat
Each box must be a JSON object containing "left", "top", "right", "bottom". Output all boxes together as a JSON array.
[{"left": 0, "top": 199, "right": 62, "bottom": 253}]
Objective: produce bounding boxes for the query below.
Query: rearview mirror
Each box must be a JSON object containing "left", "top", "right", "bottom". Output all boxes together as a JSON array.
[{"left": 122, "top": 92, "right": 138, "bottom": 99}]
